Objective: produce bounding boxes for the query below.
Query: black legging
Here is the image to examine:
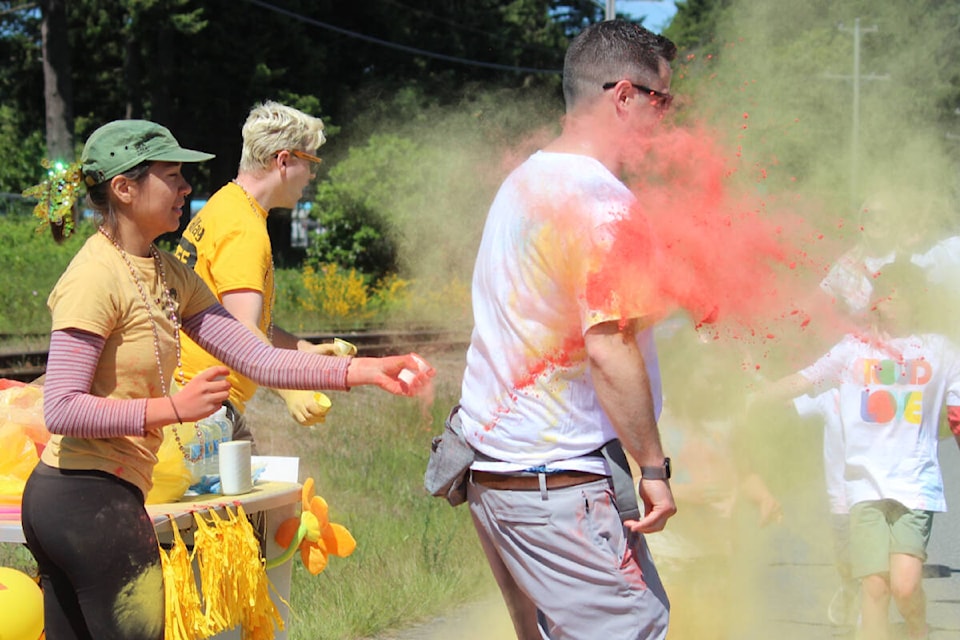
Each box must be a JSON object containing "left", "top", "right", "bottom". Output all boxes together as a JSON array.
[{"left": 21, "top": 462, "right": 164, "bottom": 640}]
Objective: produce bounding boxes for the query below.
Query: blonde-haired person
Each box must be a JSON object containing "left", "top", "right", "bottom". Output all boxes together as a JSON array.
[
  {"left": 175, "top": 101, "right": 339, "bottom": 446},
  {"left": 20, "top": 119, "right": 433, "bottom": 639}
]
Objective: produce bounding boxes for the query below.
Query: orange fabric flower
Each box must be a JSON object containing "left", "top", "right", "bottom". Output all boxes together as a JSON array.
[{"left": 274, "top": 477, "right": 356, "bottom": 575}]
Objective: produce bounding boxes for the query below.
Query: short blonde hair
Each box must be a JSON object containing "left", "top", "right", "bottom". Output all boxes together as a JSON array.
[{"left": 239, "top": 101, "right": 326, "bottom": 173}]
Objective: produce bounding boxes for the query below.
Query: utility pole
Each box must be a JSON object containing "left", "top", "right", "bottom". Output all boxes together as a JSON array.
[
  {"left": 825, "top": 18, "right": 888, "bottom": 211},
  {"left": 606, "top": 0, "right": 615, "bottom": 21}
]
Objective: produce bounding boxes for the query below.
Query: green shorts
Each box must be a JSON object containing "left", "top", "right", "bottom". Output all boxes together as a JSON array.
[{"left": 848, "top": 499, "right": 933, "bottom": 579}]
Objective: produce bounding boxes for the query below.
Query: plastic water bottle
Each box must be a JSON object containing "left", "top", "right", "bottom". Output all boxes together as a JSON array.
[
  {"left": 210, "top": 405, "right": 232, "bottom": 468},
  {"left": 181, "top": 422, "right": 205, "bottom": 484},
  {"left": 197, "top": 416, "right": 220, "bottom": 477}
]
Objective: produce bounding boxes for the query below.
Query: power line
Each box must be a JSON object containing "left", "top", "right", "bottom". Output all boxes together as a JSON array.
[
  {"left": 379, "top": 0, "right": 563, "bottom": 57},
  {"left": 241, "top": 0, "right": 561, "bottom": 75}
]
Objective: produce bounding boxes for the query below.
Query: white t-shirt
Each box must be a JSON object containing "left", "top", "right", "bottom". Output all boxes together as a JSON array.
[
  {"left": 793, "top": 389, "right": 847, "bottom": 514},
  {"left": 800, "top": 333, "right": 960, "bottom": 512},
  {"left": 459, "top": 151, "right": 661, "bottom": 473}
]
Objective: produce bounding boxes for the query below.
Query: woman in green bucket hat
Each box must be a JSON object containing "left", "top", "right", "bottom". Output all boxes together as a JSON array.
[{"left": 19, "top": 119, "right": 435, "bottom": 639}]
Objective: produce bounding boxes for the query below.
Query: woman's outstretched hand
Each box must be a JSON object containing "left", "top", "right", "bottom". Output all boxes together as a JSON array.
[{"left": 346, "top": 353, "right": 435, "bottom": 396}]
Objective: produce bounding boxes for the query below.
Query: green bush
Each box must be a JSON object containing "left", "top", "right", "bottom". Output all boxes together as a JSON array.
[{"left": 0, "top": 215, "right": 92, "bottom": 335}]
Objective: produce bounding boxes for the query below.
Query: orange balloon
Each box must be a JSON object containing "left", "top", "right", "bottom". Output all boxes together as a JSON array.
[{"left": 0, "top": 567, "right": 43, "bottom": 640}]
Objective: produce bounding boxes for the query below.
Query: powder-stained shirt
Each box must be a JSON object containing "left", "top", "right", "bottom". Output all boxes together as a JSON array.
[
  {"left": 175, "top": 181, "right": 274, "bottom": 412},
  {"left": 42, "top": 232, "right": 218, "bottom": 497},
  {"left": 800, "top": 332, "right": 960, "bottom": 512},
  {"left": 459, "top": 151, "right": 661, "bottom": 473}
]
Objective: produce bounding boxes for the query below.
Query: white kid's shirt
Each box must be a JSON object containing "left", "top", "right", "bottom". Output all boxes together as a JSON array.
[{"left": 800, "top": 333, "right": 960, "bottom": 512}]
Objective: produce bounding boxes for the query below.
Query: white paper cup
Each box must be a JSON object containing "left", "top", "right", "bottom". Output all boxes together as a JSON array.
[{"left": 219, "top": 440, "right": 253, "bottom": 495}]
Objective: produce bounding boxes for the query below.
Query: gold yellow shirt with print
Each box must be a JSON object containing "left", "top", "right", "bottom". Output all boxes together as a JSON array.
[{"left": 174, "top": 182, "right": 274, "bottom": 412}]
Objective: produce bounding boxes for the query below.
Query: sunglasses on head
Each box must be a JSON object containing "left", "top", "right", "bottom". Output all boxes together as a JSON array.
[{"left": 602, "top": 81, "right": 673, "bottom": 112}]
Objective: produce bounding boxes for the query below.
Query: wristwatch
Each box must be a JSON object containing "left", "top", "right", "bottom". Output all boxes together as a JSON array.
[{"left": 639, "top": 457, "right": 671, "bottom": 480}]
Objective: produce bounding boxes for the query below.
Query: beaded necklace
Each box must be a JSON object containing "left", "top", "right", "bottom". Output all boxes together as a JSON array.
[
  {"left": 230, "top": 179, "right": 276, "bottom": 342},
  {"left": 98, "top": 226, "right": 204, "bottom": 462}
]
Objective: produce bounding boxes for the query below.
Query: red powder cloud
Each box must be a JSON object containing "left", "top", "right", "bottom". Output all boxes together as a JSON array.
[{"left": 587, "top": 121, "right": 840, "bottom": 348}]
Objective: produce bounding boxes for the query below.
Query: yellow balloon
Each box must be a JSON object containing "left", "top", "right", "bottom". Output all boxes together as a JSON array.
[{"left": 0, "top": 567, "right": 43, "bottom": 640}]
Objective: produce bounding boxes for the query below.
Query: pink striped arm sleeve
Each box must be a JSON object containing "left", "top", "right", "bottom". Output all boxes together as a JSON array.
[
  {"left": 43, "top": 329, "right": 148, "bottom": 438},
  {"left": 182, "top": 304, "right": 350, "bottom": 391}
]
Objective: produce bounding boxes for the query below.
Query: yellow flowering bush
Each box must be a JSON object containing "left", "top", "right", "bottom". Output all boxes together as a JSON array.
[
  {"left": 369, "top": 273, "right": 412, "bottom": 315},
  {"left": 289, "top": 264, "right": 469, "bottom": 329},
  {"left": 300, "top": 264, "right": 371, "bottom": 321}
]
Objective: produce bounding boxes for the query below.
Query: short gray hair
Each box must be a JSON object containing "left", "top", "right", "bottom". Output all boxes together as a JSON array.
[
  {"left": 239, "top": 101, "right": 326, "bottom": 173},
  {"left": 563, "top": 21, "right": 677, "bottom": 111}
]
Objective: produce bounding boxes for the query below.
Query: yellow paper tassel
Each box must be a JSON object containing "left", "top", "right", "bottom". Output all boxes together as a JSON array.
[
  {"left": 193, "top": 509, "right": 231, "bottom": 634},
  {"left": 159, "top": 520, "right": 209, "bottom": 640},
  {"left": 193, "top": 505, "right": 284, "bottom": 640}
]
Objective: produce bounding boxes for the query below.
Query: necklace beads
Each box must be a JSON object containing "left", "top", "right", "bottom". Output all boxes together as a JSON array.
[{"left": 99, "top": 226, "right": 203, "bottom": 462}]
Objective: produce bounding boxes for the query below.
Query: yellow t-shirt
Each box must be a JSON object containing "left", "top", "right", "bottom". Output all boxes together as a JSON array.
[
  {"left": 174, "top": 182, "right": 274, "bottom": 412},
  {"left": 41, "top": 232, "right": 218, "bottom": 497}
]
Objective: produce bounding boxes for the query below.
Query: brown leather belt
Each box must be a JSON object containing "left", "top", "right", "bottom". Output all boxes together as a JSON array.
[{"left": 471, "top": 470, "right": 608, "bottom": 491}]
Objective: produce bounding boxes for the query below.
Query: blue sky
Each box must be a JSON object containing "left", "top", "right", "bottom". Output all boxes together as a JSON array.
[{"left": 619, "top": 0, "right": 678, "bottom": 34}]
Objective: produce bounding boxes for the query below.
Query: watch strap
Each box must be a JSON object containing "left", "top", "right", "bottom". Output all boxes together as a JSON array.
[{"left": 640, "top": 457, "right": 671, "bottom": 480}]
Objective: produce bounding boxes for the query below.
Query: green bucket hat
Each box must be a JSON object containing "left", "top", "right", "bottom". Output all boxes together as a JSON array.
[{"left": 81, "top": 120, "right": 215, "bottom": 186}]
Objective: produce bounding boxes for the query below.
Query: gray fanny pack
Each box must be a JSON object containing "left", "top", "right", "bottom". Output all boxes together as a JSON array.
[{"left": 424, "top": 406, "right": 475, "bottom": 507}]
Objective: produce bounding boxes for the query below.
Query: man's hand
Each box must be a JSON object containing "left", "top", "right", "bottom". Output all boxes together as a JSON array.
[
  {"left": 301, "top": 342, "right": 340, "bottom": 356},
  {"left": 299, "top": 338, "right": 358, "bottom": 357},
  {"left": 277, "top": 388, "right": 332, "bottom": 426},
  {"left": 625, "top": 478, "right": 677, "bottom": 533}
]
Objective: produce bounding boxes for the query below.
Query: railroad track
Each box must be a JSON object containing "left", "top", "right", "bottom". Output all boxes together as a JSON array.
[{"left": 0, "top": 328, "right": 470, "bottom": 383}]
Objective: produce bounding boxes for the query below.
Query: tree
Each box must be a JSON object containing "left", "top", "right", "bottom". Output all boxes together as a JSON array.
[
  {"left": 0, "top": 3, "right": 45, "bottom": 193},
  {"left": 663, "top": 0, "right": 733, "bottom": 52},
  {"left": 38, "top": 0, "right": 72, "bottom": 161}
]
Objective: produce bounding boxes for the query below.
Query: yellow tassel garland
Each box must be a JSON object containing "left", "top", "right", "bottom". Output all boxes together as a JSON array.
[
  {"left": 159, "top": 505, "right": 283, "bottom": 640},
  {"left": 194, "top": 505, "right": 284, "bottom": 640}
]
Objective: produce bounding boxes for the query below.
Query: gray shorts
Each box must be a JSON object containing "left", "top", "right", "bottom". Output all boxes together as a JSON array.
[{"left": 468, "top": 476, "right": 669, "bottom": 639}]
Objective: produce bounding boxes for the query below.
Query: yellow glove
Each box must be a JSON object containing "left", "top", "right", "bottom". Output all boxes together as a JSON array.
[
  {"left": 300, "top": 338, "right": 357, "bottom": 357},
  {"left": 277, "top": 389, "right": 332, "bottom": 427}
]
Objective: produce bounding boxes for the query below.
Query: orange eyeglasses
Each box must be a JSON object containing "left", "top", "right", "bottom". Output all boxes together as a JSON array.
[{"left": 275, "top": 149, "right": 323, "bottom": 165}]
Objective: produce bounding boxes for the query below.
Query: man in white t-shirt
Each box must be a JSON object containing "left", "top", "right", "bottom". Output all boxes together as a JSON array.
[{"left": 457, "top": 20, "right": 677, "bottom": 640}]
